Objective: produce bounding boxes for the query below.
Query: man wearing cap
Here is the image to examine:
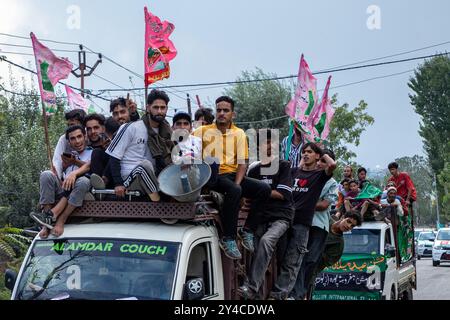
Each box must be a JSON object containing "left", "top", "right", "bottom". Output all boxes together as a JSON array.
[
  {"left": 381, "top": 186, "right": 404, "bottom": 220},
  {"left": 171, "top": 111, "right": 202, "bottom": 164}
]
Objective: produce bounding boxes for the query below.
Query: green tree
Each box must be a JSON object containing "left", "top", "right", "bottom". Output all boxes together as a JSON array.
[
  {"left": 328, "top": 97, "right": 374, "bottom": 165},
  {"left": 408, "top": 55, "right": 450, "bottom": 219},
  {"left": 224, "top": 68, "right": 292, "bottom": 136},
  {"left": 0, "top": 79, "right": 65, "bottom": 227}
]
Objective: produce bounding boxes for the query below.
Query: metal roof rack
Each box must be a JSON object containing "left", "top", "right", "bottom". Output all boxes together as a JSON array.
[{"left": 70, "top": 195, "right": 219, "bottom": 223}]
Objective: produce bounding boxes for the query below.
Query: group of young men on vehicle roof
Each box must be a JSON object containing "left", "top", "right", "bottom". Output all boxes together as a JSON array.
[{"left": 30, "top": 90, "right": 415, "bottom": 300}]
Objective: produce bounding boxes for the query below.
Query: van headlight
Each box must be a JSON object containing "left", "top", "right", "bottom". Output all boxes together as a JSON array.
[{"left": 434, "top": 246, "right": 443, "bottom": 250}]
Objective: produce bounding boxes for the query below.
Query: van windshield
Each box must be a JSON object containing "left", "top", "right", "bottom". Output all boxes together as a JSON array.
[
  {"left": 437, "top": 230, "right": 450, "bottom": 241},
  {"left": 418, "top": 232, "right": 435, "bottom": 241},
  {"left": 343, "top": 229, "right": 381, "bottom": 255},
  {"left": 15, "top": 238, "right": 180, "bottom": 300}
]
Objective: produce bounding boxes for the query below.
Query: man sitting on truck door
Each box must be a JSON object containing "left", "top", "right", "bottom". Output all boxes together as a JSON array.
[
  {"left": 106, "top": 89, "right": 173, "bottom": 201},
  {"left": 193, "top": 96, "right": 271, "bottom": 260},
  {"left": 381, "top": 186, "right": 405, "bottom": 221},
  {"left": 305, "top": 210, "right": 362, "bottom": 299},
  {"left": 291, "top": 149, "right": 338, "bottom": 300},
  {"left": 238, "top": 130, "right": 294, "bottom": 299},
  {"left": 269, "top": 142, "right": 336, "bottom": 300},
  {"left": 31, "top": 125, "right": 92, "bottom": 237}
]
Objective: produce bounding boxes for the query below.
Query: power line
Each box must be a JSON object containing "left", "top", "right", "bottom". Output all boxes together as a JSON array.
[
  {"left": 0, "top": 50, "right": 34, "bottom": 56},
  {"left": 316, "top": 40, "right": 450, "bottom": 72},
  {"left": 235, "top": 68, "right": 416, "bottom": 125},
  {"left": 0, "top": 42, "right": 84, "bottom": 54},
  {"left": 0, "top": 56, "right": 110, "bottom": 101},
  {"left": 0, "top": 32, "right": 80, "bottom": 46},
  {"left": 90, "top": 52, "right": 450, "bottom": 92}
]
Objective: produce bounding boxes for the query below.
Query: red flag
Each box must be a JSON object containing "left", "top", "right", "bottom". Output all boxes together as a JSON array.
[{"left": 144, "top": 7, "right": 177, "bottom": 87}]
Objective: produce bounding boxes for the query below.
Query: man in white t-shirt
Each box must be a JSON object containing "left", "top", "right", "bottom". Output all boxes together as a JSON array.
[
  {"left": 105, "top": 89, "right": 173, "bottom": 201},
  {"left": 31, "top": 125, "right": 92, "bottom": 237},
  {"left": 171, "top": 111, "right": 202, "bottom": 165},
  {"left": 52, "top": 109, "right": 87, "bottom": 179}
]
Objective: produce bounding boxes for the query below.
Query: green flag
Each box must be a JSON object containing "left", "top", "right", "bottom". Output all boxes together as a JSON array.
[{"left": 355, "top": 182, "right": 382, "bottom": 200}]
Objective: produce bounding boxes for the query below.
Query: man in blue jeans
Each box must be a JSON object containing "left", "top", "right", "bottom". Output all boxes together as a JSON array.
[
  {"left": 269, "top": 142, "right": 336, "bottom": 300},
  {"left": 291, "top": 149, "right": 338, "bottom": 300},
  {"left": 238, "top": 131, "right": 294, "bottom": 299},
  {"left": 193, "top": 96, "right": 271, "bottom": 260}
]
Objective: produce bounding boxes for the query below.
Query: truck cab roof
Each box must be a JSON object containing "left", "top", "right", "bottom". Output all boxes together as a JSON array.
[
  {"left": 37, "top": 221, "right": 217, "bottom": 243},
  {"left": 353, "top": 221, "right": 391, "bottom": 231}
]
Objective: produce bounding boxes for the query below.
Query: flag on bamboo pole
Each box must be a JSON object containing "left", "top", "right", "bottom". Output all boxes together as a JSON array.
[
  {"left": 144, "top": 6, "right": 177, "bottom": 87},
  {"left": 30, "top": 32, "right": 73, "bottom": 114},
  {"left": 65, "top": 85, "right": 93, "bottom": 112},
  {"left": 307, "top": 76, "right": 335, "bottom": 142},
  {"left": 285, "top": 54, "right": 318, "bottom": 133}
]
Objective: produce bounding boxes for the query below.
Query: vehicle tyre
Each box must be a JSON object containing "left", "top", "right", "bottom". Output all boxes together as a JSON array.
[
  {"left": 401, "top": 287, "right": 414, "bottom": 300},
  {"left": 390, "top": 287, "right": 396, "bottom": 300},
  {"left": 417, "top": 255, "right": 421, "bottom": 260},
  {"left": 432, "top": 260, "right": 440, "bottom": 267}
]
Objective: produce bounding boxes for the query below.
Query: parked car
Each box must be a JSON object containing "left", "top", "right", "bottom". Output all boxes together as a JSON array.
[
  {"left": 432, "top": 228, "right": 450, "bottom": 267},
  {"left": 416, "top": 231, "right": 436, "bottom": 259}
]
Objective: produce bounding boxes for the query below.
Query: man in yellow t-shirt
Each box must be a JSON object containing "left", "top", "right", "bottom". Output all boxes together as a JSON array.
[{"left": 194, "top": 96, "right": 271, "bottom": 260}]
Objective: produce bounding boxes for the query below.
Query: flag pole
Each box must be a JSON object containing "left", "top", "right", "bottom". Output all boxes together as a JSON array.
[
  {"left": 284, "top": 119, "right": 294, "bottom": 161},
  {"left": 40, "top": 102, "right": 53, "bottom": 170}
]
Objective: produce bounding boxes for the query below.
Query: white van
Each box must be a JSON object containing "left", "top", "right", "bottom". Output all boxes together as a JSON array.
[{"left": 432, "top": 228, "right": 450, "bottom": 267}]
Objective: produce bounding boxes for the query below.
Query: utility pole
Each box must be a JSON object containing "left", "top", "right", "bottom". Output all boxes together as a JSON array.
[
  {"left": 434, "top": 173, "right": 441, "bottom": 228},
  {"left": 71, "top": 45, "right": 102, "bottom": 97},
  {"left": 186, "top": 93, "right": 192, "bottom": 116},
  {"left": 196, "top": 95, "right": 202, "bottom": 109}
]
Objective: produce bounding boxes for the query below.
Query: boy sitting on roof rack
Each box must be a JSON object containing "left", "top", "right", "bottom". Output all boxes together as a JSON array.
[{"left": 31, "top": 125, "right": 92, "bottom": 237}]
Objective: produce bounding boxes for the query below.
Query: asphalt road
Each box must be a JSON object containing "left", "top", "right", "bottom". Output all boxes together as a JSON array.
[{"left": 415, "top": 257, "right": 450, "bottom": 300}]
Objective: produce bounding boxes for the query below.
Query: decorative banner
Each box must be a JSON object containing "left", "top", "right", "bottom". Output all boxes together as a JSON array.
[
  {"left": 144, "top": 6, "right": 177, "bottom": 87},
  {"left": 285, "top": 54, "right": 318, "bottom": 132},
  {"left": 307, "top": 76, "right": 335, "bottom": 142},
  {"left": 313, "top": 253, "right": 387, "bottom": 300},
  {"left": 65, "top": 85, "right": 92, "bottom": 112},
  {"left": 30, "top": 32, "right": 73, "bottom": 114}
]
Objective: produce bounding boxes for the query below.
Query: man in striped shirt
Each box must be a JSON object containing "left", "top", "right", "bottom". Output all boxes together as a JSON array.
[
  {"left": 105, "top": 90, "right": 172, "bottom": 201},
  {"left": 281, "top": 121, "right": 304, "bottom": 168}
]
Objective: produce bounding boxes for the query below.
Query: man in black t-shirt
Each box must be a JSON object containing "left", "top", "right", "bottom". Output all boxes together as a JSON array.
[
  {"left": 238, "top": 132, "right": 294, "bottom": 300},
  {"left": 269, "top": 142, "right": 336, "bottom": 300}
]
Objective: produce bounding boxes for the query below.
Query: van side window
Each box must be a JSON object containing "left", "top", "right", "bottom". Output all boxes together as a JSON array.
[{"left": 186, "top": 242, "right": 213, "bottom": 296}]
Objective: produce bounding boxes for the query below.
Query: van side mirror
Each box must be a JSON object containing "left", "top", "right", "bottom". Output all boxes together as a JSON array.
[
  {"left": 385, "top": 245, "right": 396, "bottom": 258},
  {"left": 4, "top": 269, "right": 17, "bottom": 291},
  {"left": 183, "top": 278, "right": 205, "bottom": 300}
]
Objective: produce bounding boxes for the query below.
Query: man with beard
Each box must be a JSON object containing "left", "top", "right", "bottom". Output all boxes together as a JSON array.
[
  {"left": 83, "top": 113, "right": 107, "bottom": 149},
  {"left": 110, "top": 97, "right": 140, "bottom": 125},
  {"left": 106, "top": 89, "right": 173, "bottom": 201}
]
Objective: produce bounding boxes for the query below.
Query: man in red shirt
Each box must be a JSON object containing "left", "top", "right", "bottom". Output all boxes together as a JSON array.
[{"left": 387, "top": 162, "right": 417, "bottom": 207}]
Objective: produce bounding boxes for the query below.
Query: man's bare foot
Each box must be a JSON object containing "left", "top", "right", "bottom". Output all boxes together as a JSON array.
[
  {"left": 51, "top": 223, "right": 64, "bottom": 237},
  {"left": 39, "top": 227, "right": 50, "bottom": 239},
  {"left": 149, "top": 192, "right": 160, "bottom": 202}
]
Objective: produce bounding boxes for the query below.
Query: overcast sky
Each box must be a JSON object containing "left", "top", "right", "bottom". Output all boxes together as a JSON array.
[{"left": 1, "top": 0, "right": 449, "bottom": 169}]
